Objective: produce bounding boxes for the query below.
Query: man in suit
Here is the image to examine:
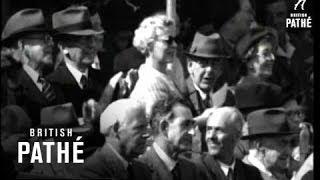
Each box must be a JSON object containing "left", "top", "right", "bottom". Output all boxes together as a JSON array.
[
  {"left": 78, "top": 99, "right": 151, "bottom": 179},
  {"left": 242, "top": 108, "right": 299, "bottom": 180},
  {"left": 47, "top": 6, "right": 106, "bottom": 117},
  {"left": 185, "top": 31, "right": 236, "bottom": 152},
  {"left": 192, "top": 107, "right": 263, "bottom": 180},
  {"left": 2, "top": 8, "right": 64, "bottom": 125},
  {"left": 139, "top": 98, "right": 201, "bottom": 180}
]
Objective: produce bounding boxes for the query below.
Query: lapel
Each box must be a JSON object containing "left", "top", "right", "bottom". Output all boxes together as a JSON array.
[
  {"left": 46, "top": 64, "right": 80, "bottom": 87},
  {"left": 18, "top": 69, "right": 47, "bottom": 104},
  {"left": 202, "top": 154, "right": 228, "bottom": 180},
  {"left": 141, "top": 146, "right": 173, "bottom": 180},
  {"left": 100, "top": 144, "right": 129, "bottom": 180},
  {"left": 234, "top": 159, "right": 246, "bottom": 180},
  {"left": 186, "top": 77, "right": 204, "bottom": 115},
  {"left": 210, "top": 83, "right": 229, "bottom": 107}
]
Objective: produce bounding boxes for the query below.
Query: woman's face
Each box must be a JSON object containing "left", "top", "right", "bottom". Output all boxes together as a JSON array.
[
  {"left": 248, "top": 41, "right": 275, "bottom": 79},
  {"left": 149, "top": 31, "right": 177, "bottom": 64}
]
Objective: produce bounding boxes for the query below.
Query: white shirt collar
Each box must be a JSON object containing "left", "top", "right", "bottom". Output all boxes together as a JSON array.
[
  {"left": 153, "top": 142, "right": 177, "bottom": 171},
  {"left": 107, "top": 143, "right": 129, "bottom": 169},
  {"left": 217, "top": 159, "right": 236, "bottom": 176},
  {"left": 22, "top": 64, "right": 42, "bottom": 91},
  {"left": 65, "top": 59, "right": 88, "bottom": 89},
  {"left": 276, "top": 33, "right": 296, "bottom": 59},
  {"left": 193, "top": 82, "right": 210, "bottom": 101},
  {"left": 91, "top": 54, "right": 101, "bottom": 70},
  {"left": 248, "top": 149, "right": 273, "bottom": 177}
]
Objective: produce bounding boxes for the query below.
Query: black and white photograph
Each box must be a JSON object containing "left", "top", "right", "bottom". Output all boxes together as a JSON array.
[{"left": 1, "top": 0, "right": 315, "bottom": 179}]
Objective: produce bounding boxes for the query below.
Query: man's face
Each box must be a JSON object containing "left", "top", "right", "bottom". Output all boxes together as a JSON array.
[
  {"left": 188, "top": 58, "right": 225, "bottom": 92},
  {"left": 249, "top": 41, "right": 275, "bottom": 79},
  {"left": 260, "top": 136, "right": 292, "bottom": 173},
  {"left": 22, "top": 33, "right": 53, "bottom": 66},
  {"left": 206, "top": 113, "right": 239, "bottom": 159},
  {"left": 232, "top": 0, "right": 256, "bottom": 34},
  {"left": 265, "top": 0, "right": 287, "bottom": 35},
  {"left": 118, "top": 107, "right": 149, "bottom": 159},
  {"left": 167, "top": 103, "right": 195, "bottom": 152},
  {"left": 66, "top": 36, "right": 97, "bottom": 67},
  {"left": 151, "top": 31, "right": 177, "bottom": 65}
]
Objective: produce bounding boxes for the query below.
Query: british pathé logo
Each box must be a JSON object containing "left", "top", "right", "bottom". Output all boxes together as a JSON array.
[{"left": 286, "top": 0, "right": 312, "bottom": 28}]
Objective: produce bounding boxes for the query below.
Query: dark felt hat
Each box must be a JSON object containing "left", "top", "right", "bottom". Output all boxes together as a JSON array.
[
  {"left": 235, "top": 26, "right": 278, "bottom": 60},
  {"left": 1, "top": 105, "right": 32, "bottom": 134},
  {"left": 234, "top": 81, "right": 291, "bottom": 112},
  {"left": 2, "top": 8, "right": 47, "bottom": 42},
  {"left": 185, "top": 32, "right": 232, "bottom": 59},
  {"left": 40, "top": 103, "right": 90, "bottom": 133},
  {"left": 52, "top": 6, "right": 104, "bottom": 36},
  {"left": 242, "top": 107, "right": 299, "bottom": 140}
]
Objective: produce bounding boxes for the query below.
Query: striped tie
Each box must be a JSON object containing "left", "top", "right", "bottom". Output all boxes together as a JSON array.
[{"left": 38, "top": 77, "right": 56, "bottom": 102}]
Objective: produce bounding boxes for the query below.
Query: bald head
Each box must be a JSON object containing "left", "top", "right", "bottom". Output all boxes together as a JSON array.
[{"left": 100, "top": 99, "right": 146, "bottom": 136}]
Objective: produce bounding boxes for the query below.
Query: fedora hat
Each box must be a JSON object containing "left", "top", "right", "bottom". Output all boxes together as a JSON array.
[
  {"left": 236, "top": 26, "right": 278, "bottom": 60},
  {"left": 241, "top": 108, "right": 299, "bottom": 140},
  {"left": 2, "top": 8, "right": 47, "bottom": 42},
  {"left": 52, "top": 6, "right": 104, "bottom": 36},
  {"left": 40, "top": 103, "right": 90, "bottom": 133},
  {"left": 185, "top": 32, "right": 231, "bottom": 59}
]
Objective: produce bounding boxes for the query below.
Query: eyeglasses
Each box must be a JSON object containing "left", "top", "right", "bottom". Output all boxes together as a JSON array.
[
  {"left": 157, "top": 36, "right": 177, "bottom": 46},
  {"left": 23, "top": 34, "right": 53, "bottom": 45}
]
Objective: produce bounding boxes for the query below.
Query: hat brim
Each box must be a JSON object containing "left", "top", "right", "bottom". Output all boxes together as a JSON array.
[
  {"left": 2, "top": 26, "right": 50, "bottom": 43},
  {"left": 241, "top": 131, "right": 299, "bottom": 140},
  {"left": 54, "top": 29, "right": 104, "bottom": 36},
  {"left": 185, "top": 51, "right": 231, "bottom": 59}
]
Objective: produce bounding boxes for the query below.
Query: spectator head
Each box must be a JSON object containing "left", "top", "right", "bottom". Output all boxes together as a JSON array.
[
  {"left": 100, "top": 99, "right": 149, "bottom": 160},
  {"left": 236, "top": 27, "right": 278, "bottom": 80},
  {"left": 243, "top": 108, "right": 298, "bottom": 173},
  {"left": 255, "top": 0, "right": 288, "bottom": 36},
  {"left": 205, "top": 107, "right": 244, "bottom": 163},
  {"left": 186, "top": 32, "right": 231, "bottom": 93},
  {"left": 52, "top": 6, "right": 104, "bottom": 69},
  {"left": 133, "top": 13, "right": 177, "bottom": 64},
  {"left": 2, "top": 8, "right": 54, "bottom": 68},
  {"left": 150, "top": 98, "right": 195, "bottom": 153}
]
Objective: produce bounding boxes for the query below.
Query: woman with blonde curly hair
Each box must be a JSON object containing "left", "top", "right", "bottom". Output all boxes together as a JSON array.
[{"left": 130, "top": 13, "right": 183, "bottom": 116}]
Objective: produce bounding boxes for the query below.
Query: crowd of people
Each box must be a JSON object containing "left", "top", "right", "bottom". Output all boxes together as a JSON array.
[{"left": 1, "top": 0, "right": 313, "bottom": 179}]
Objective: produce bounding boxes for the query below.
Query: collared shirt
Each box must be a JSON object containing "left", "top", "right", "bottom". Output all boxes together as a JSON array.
[
  {"left": 65, "top": 59, "right": 88, "bottom": 89},
  {"left": 193, "top": 82, "right": 209, "bottom": 101},
  {"left": 277, "top": 33, "right": 296, "bottom": 60},
  {"left": 91, "top": 54, "right": 101, "bottom": 70},
  {"left": 247, "top": 149, "right": 273, "bottom": 178},
  {"left": 153, "top": 142, "right": 177, "bottom": 171},
  {"left": 107, "top": 143, "right": 129, "bottom": 169},
  {"left": 23, "top": 64, "right": 42, "bottom": 91},
  {"left": 217, "top": 159, "right": 236, "bottom": 177}
]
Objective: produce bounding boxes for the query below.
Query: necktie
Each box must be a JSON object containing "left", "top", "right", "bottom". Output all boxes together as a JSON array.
[
  {"left": 38, "top": 77, "right": 56, "bottom": 102},
  {"left": 227, "top": 168, "right": 233, "bottom": 180},
  {"left": 203, "top": 94, "right": 211, "bottom": 109},
  {"left": 80, "top": 75, "right": 88, "bottom": 89},
  {"left": 171, "top": 163, "right": 180, "bottom": 180}
]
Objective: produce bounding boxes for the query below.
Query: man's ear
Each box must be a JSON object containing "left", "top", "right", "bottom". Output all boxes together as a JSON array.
[
  {"left": 159, "top": 119, "right": 169, "bottom": 136},
  {"left": 17, "top": 40, "right": 24, "bottom": 50},
  {"left": 113, "top": 121, "right": 120, "bottom": 134},
  {"left": 187, "top": 59, "right": 194, "bottom": 75}
]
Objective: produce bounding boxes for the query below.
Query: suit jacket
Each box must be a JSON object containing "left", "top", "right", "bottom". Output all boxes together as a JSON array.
[
  {"left": 8, "top": 68, "right": 64, "bottom": 126},
  {"left": 138, "top": 146, "right": 201, "bottom": 180},
  {"left": 46, "top": 64, "right": 104, "bottom": 117},
  {"left": 193, "top": 153, "right": 263, "bottom": 180},
  {"left": 77, "top": 143, "right": 151, "bottom": 180},
  {"left": 185, "top": 77, "right": 235, "bottom": 116}
]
